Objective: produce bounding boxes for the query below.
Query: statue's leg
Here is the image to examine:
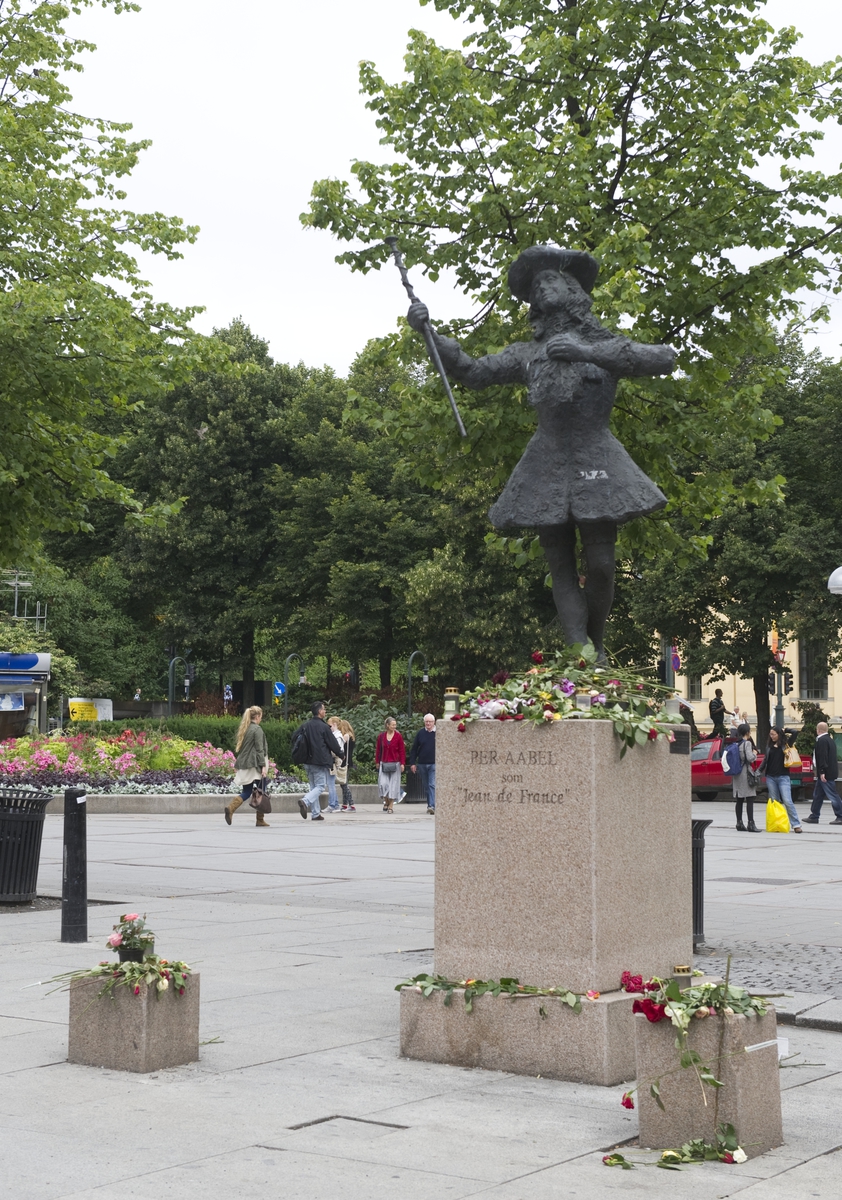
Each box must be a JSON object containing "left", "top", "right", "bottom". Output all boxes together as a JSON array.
[
  {"left": 538, "top": 523, "right": 588, "bottom": 645},
  {"left": 579, "top": 521, "right": 617, "bottom": 659}
]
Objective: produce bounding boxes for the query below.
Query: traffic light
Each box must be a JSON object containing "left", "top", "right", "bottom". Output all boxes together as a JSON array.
[
  {"left": 784, "top": 671, "right": 794, "bottom": 695},
  {"left": 187, "top": 663, "right": 196, "bottom": 683},
  {"left": 768, "top": 672, "right": 776, "bottom": 694}
]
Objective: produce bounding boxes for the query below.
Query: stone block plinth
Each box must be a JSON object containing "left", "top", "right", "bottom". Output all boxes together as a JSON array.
[
  {"left": 400, "top": 985, "right": 637, "bottom": 1085},
  {"left": 434, "top": 720, "right": 692, "bottom": 993},
  {"left": 635, "top": 1008, "right": 782, "bottom": 1158},
  {"left": 68, "top": 975, "right": 200, "bottom": 1073}
]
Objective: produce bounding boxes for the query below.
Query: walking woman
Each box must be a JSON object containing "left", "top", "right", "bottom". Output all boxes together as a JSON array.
[
  {"left": 765, "top": 726, "right": 803, "bottom": 832},
  {"left": 733, "top": 722, "right": 758, "bottom": 832},
  {"left": 376, "top": 716, "right": 405, "bottom": 813},
  {"left": 225, "top": 705, "right": 270, "bottom": 827},
  {"left": 332, "top": 717, "right": 356, "bottom": 811}
]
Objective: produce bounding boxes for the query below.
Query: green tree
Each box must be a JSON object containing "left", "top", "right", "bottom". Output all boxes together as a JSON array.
[
  {"left": 304, "top": 0, "right": 842, "bottom": 556},
  {"left": 0, "top": 0, "right": 217, "bottom": 565},
  {"left": 624, "top": 346, "right": 842, "bottom": 745},
  {"left": 266, "top": 344, "right": 440, "bottom": 687},
  {"left": 117, "top": 321, "right": 328, "bottom": 707}
]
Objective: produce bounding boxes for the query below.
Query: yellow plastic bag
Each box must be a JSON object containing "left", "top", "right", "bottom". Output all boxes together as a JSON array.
[{"left": 766, "top": 799, "right": 790, "bottom": 833}]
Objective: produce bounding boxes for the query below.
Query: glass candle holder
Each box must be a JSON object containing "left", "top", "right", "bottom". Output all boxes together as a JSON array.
[
  {"left": 575, "top": 692, "right": 591, "bottom": 711},
  {"left": 443, "top": 688, "right": 460, "bottom": 715}
]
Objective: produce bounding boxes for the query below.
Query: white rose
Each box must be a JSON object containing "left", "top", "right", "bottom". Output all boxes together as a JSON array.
[
  {"left": 733, "top": 1147, "right": 747, "bottom": 1164},
  {"left": 157, "top": 978, "right": 169, "bottom": 992}
]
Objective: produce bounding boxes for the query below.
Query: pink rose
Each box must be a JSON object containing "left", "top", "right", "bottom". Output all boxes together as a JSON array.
[
  {"left": 123, "top": 913, "right": 139, "bottom": 921},
  {"left": 108, "top": 932, "right": 123, "bottom": 947}
]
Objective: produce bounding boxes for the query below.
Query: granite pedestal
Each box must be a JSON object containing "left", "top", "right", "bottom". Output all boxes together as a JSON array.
[
  {"left": 635, "top": 1008, "right": 782, "bottom": 1158},
  {"left": 68, "top": 974, "right": 200, "bottom": 1073},
  {"left": 399, "top": 719, "right": 691, "bottom": 1084},
  {"left": 400, "top": 985, "right": 637, "bottom": 1084}
]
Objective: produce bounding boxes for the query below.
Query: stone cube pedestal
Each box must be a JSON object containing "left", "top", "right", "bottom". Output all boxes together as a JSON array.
[
  {"left": 635, "top": 1008, "right": 782, "bottom": 1159},
  {"left": 434, "top": 719, "right": 691, "bottom": 992},
  {"left": 398, "top": 719, "right": 691, "bottom": 1083},
  {"left": 68, "top": 975, "right": 200, "bottom": 1073},
  {"left": 400, "top": 985, "right": 637, "bottom": 1085}
]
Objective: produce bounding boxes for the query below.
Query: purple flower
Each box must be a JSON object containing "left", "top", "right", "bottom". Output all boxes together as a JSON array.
[
  {"left": 593, "top": 693, "right": 606, "bottom": 705},
  {"left": 559, "top": 679, "right": 576, "bottom": 696}
]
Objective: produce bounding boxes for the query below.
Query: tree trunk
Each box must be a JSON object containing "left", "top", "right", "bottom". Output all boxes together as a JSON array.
[
  {"left": 242, "top": 628, "right": 255, "bottom": 709},
  {"left": 379, "top": 594, "right": 393, "bottom": 690},
  {"left": 753, "top": 672, "right": 771, "bottom": 749}
]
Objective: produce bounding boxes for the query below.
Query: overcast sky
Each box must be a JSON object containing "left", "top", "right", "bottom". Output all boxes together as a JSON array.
[{"left": 65, "top": 0, "right": 842, "bottom": 374}]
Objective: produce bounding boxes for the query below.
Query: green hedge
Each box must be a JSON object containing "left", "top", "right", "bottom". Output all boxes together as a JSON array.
[{"left": 63, "top": 703, "right": 426, "bottom": 771}]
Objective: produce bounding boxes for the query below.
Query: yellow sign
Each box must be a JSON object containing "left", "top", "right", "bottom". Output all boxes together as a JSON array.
[{"left": 69, "top": 699, "right": 99, "bottom": 721}]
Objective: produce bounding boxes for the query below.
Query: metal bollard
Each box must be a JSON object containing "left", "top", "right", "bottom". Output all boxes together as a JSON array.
[
  {"left": 61, "top": 786, "right": 88, "bottom": 942},
  {"left": 691, "top": 818, "right": 713, "bottom": 950}
]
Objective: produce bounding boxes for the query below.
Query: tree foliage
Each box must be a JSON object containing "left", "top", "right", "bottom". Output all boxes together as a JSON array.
[
  {"left": 623, "top": 345, "right": 842, "bottom": 742},
  {"left": 0, "top": 0, "right": 219, "bottom": 565},
  {"left": 304, "top": 0, "right": 842, "bottom": 556}
]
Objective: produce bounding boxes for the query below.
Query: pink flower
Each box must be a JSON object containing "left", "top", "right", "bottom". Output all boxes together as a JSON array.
[
  {"left": 621, "top": 1092, "right": 635, "bottom": 1109},
  {"left": 621, "top": 971, "right": 644, "bottom": 993},
  {"left": 134, "top": 985, "right": 140, "bottom": 995},
  {"left": 586, "top": 990, "right": 600, "bottom": 1000},
  {"left": 108, "top": 932, "right": 123, "bottom": 947},
  {"left": 123, "top": 913, "right": 139, "bottom": 921}
]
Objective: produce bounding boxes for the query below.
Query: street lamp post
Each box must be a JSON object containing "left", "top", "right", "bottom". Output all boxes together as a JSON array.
[
  {"left": 407, "top": 650, "right": 429, "bottom": 719},
  {"left": 167, "top": 656, "right": 189, "bottom": 717},
  {"left": 283, "top": 654, "right": 306, "bottom": 721},
  {"left": 773, "top": 649, "right": 786, "bottom": 730}
]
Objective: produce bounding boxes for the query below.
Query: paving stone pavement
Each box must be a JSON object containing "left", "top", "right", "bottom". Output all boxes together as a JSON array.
[{"left": 1, "top": 804, "right": 841, "bottom": 1199}]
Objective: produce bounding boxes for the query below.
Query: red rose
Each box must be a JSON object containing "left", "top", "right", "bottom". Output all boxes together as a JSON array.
[
  {"left": 457, "top": 722, "right": 466, "bottom": 732},
  {"left": 513, "top": 714, "right": 525, "bottom": 721},
  {"left": 647, "top": 727, "right": 659, "bottom": 740},
  {"left": 643, "top": 979, "right": 661, "bottom": 993},
  {"left": 450, "top": 714, "right": 461, "bottom": 722},
  {"left": 722, "top": 1152, "right": 735, "bottom": 1164},
  {"left": 632, "top": 997, "right": 667, "bottom": 1022},
  {"left": 620, "top": 971, "right": 644, "bottom": 993},
  {"left": 531, "top": 651, "right": 543, "bottom": 664},
  {"left": 621, "top": 1092, "right": 635, "bottom": 1109}
]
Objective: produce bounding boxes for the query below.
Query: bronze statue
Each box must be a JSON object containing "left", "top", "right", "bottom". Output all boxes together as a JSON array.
[{"left": 407, "top": 246, "right": 676, "bottom": 658}]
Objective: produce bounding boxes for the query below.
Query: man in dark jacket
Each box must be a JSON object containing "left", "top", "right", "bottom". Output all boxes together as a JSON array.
[
  {"left": 296, "top": 701, "right": 341, "bottom": 821},
  {"left": 805, "top": 722, "right": 842, "bottom": 824},
  {"left": 409, "top": 713, "right": 436, "bottom": 814}
]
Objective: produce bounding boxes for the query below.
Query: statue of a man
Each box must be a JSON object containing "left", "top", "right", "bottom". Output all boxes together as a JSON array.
[{"left": 407, "top": 245, "right": 676, "bottom": 658}]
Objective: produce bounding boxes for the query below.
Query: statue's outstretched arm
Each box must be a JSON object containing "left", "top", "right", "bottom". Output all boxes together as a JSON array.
[
  {"left": 548, "top": 331, "right": 675, "bottom": 378},
  {"left": 408, "top": 301, "right": 526, "bottom": 390}
]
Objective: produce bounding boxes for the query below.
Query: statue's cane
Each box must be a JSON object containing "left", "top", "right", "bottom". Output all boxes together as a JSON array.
[{"left": 384, "top": 236, "right": 468, "bottom": 438}]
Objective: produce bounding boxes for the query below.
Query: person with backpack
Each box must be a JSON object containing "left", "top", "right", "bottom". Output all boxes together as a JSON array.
[
  {"left": 225, "top": 706, "right": 270, "bottom": 827},
  {"left": 293, "top": 701, "right": 342, "bottom": 821},
  {"left": 727, "top": 722, "right": 758, "bottom": 831}
]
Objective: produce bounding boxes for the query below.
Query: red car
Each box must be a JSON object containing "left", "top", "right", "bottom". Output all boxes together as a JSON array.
[{"left": 691, "top": 736, "right": 814, "bottom": 801}]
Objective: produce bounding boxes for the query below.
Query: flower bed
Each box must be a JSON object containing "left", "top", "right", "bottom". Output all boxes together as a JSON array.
[{"left": 0, "top": 730, "right": 305, "bottom": 794}]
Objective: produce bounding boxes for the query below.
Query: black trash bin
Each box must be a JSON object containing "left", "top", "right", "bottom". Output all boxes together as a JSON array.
[{"left": 0, "top": 786, "right": 54, "bottom": 903}]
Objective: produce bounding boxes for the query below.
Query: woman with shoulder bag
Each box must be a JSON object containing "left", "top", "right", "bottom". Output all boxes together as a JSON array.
[
  {"left": 334, "top": 717, "right": 356, "bottom": 811},
  {"left": 376, "top": 716, "right": 406, "bottom": 814},
  {"left": 225, "top": 706, "right": 270, "bottom": 827},
  {"left": 765, "top": 726, "right": 802, "bottom": 832},
  {"left": 733, "top": 722, "right": 758, "bottom": 832}
]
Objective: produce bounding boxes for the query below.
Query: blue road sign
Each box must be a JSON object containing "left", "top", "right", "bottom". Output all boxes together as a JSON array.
[{"left": 273, "top": 682, "right": 286, "bottom": 697}]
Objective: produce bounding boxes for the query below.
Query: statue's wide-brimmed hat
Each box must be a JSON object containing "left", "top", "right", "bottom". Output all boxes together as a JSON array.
[{"left": 508, "top": 245, "right": 599, "bottom": 303}]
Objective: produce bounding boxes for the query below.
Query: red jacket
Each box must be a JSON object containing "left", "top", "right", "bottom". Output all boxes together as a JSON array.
[{"left": 376, "top": 730, "right": 406, "bottom": 768}]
